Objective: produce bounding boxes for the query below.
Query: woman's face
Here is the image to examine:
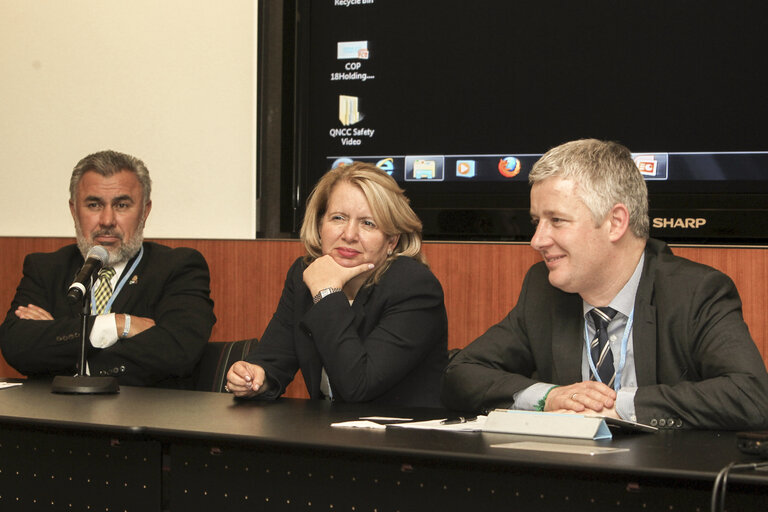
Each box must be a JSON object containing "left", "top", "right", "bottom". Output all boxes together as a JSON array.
[{"left": 320, "top": 181, "right": 397, "bottom": 270}]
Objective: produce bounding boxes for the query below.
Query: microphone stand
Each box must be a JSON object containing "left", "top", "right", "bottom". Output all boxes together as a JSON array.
[{"left": 51, "top": 282, "right": 119, "bottom": 394}]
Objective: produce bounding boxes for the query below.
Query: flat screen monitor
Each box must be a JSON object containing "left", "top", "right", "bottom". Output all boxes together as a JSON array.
[{"left": 292, "top": 0, "right": 768, "bottom": 243}]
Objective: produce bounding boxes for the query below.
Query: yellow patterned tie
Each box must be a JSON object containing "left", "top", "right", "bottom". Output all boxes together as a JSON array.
[{"left": 93, "top": 267, "right": 116, "bottom": 314}]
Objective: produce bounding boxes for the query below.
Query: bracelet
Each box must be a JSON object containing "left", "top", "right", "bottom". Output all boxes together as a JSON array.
[
  {"left": 535, "top": 385, "right": 559, "bottom": 412},
  {"left": 121, "top": 314, "right": 131, "bottom": 338}
]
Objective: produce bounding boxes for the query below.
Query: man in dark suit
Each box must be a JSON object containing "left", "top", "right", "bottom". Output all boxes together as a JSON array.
[
  {"left": 0, "top": 150, "right": 215, "bottom": 388},
  {"left": 442, "top": 139, "right": 768, "bottom": 430}
]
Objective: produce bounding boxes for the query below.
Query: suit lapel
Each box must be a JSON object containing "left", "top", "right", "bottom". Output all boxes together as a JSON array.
[
  {"left": 632, "top": 243, "right": 660, "bottom": 386},
  {"left": 633, "top": 301, "right": 657, "bottom": 386},
  {"left": 108, "top": 246, "right": 146, "bottom": 313},
  {"left": 350, "top": 284, "right": 369, "bottom": 332},
  {"left": 551, "top": 294, "right": 584, "bottom": 384}
]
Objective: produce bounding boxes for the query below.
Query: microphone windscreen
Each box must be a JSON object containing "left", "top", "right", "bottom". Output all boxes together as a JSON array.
[{"left": 86, "top": 245, "right": 110, "bottom": 266}]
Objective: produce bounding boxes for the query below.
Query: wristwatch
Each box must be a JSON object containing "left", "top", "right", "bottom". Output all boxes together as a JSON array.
[{"left": 313, "top": 287, "right": 342, "bottom": 304}]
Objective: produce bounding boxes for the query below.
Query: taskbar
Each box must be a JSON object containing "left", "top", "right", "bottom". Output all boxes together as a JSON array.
[{"left": 326, "top": 151, "right": 768, "bottom": 183}]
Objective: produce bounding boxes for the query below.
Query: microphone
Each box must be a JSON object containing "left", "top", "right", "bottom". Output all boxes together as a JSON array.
[{"left": 66, "top": 246, "right": 110, "bottom": 304}]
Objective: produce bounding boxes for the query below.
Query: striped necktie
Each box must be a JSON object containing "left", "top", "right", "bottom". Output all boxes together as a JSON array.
[
  {"left": 93, "top": 267, "right": 116, "bottom": 314},
  {"left": 589, "top": 307, "right": 618, "bottom": 387}
]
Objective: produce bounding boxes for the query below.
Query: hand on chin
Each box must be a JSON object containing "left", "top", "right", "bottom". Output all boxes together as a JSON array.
[{"left": 304, "top": 253, "right": 374, "bottom": 296}]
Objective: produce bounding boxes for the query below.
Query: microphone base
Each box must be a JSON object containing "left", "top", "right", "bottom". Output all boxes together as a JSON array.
[{"left": 51, "top": 375, "right": 120, "bottom": 394}]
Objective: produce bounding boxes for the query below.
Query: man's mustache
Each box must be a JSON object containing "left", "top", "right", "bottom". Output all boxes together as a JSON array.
[{"left": 91, "top": 230, "right": 123, "bottom": 241}]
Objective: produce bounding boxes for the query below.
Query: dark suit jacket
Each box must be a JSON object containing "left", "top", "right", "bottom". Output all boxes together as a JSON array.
[
  {"left": 442, "top": 239, "right": 768, "bottom": 430},
  {"left": 248, "top": 256, "right": 448, "bottom": 407},
  {"left": 0, "top": 242, "right": 216, "bottom": 388}
]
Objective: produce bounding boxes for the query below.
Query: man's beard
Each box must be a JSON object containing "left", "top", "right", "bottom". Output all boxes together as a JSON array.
[{"left": 75, "top": 220, "right": 145, "bottom": 266}]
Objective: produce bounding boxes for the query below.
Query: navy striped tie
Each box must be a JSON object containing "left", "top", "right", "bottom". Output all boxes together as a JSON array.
[{"left": 589, "top": 307, "right": 618, "bottom": 387}]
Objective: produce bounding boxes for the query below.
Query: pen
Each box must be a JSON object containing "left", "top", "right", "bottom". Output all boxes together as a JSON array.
[{"left": 440, "top": 416, "right": 477, "bottom": 425}]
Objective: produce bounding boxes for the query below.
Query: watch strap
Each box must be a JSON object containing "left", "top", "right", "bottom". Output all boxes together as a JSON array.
[{"left": 312, "top": 287, "right": 342, "bottom": 304}]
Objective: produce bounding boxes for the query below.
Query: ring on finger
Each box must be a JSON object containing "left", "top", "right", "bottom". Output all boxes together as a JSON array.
[{"left": 571, "top": 393, "right": 578, "bottom": 400}]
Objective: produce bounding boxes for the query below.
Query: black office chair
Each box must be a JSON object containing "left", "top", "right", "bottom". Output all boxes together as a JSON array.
[{"left": 193, "top": 338, "right": 258, "bottom": 393}]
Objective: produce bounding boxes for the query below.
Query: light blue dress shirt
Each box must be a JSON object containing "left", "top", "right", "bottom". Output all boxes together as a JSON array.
[{"left": 512, "top": 254, "right": 644, "bottom": 421}]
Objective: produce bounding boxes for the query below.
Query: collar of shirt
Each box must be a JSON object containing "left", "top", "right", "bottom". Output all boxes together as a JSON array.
[
  {"left": 99, "top": 259, "right": 129, "bottom": 288},
  {"left": 582, "top": 253, "right": 645, "bottom": 320}
]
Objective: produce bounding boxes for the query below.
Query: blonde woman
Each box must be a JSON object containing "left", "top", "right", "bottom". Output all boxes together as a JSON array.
[{"left": 226, "top": 162, "right": 447, "bottom": 406}]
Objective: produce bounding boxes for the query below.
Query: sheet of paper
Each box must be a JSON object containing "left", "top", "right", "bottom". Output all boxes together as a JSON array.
[
  {"left": 330, "top": 420, "right": 387, "bottom": 430},
  {"left": 491, "top": 441, "right": 629, "bottom": 456},
  {"left": 386, "top": 416, "right": 486, "bottom": 432},
  {"left": 359, "top": 416, "right": 413, "bottom": 422},
  {"left": 0, "top": 382, "right": 22, "bottom": 390}
]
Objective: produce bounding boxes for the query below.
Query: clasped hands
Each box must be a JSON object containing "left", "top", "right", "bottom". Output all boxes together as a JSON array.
[
  {"left": 15, "top": 304, "right": 154, "bottom": 338},
  {"left": 226, "top": 361, "right": 268, "bottom": 398},
  {"left": 543, "top": 381, "right": 620, "bottom": 419}
]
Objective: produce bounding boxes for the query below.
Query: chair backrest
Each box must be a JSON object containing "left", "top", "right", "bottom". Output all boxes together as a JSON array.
[{"left": 193, "top": 339, "right": 258, "bottom": 393}]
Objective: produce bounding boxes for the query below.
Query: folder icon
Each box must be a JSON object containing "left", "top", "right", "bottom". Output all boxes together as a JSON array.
[
  {"left": 339, "top": 95, "right": 361, "bottom": 126},
  {"left": 413, "top": 159, "right": 436, "bottom": 179}
]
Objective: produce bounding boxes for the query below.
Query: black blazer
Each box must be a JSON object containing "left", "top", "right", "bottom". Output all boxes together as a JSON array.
[
  {"left": 248, "top": 256, "right": 448, "bottom": 407},
  {"left": 443, "top": 239, "right": 768, "bottom": 430},
  {"left": 0, "top": 242, "right": 216, "bottom": 388}
]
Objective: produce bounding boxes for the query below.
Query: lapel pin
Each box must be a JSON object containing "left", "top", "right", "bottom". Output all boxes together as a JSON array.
[{"left": 129, "top": 275, "right": 139, "bottom": 285}]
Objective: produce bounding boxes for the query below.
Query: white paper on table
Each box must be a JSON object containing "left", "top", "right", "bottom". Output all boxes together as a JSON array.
[
  {"left": 330, "top": 420, "right": 387, "bottom": 430},
  {"left": 491, "top": 441, "right": 629, "bottom": 455},
  {"left": 385, "top": 416, "right": 486, "bottom": 432}
]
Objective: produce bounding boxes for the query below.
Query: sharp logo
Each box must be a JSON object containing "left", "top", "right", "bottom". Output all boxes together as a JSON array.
[{"left": 652, "top": 218, "right": 707, "bottom": 229}]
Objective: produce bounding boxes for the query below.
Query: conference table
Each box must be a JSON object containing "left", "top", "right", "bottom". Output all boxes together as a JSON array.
[{"left": 0, "top": 379, "right": 766, "bottom": 511}]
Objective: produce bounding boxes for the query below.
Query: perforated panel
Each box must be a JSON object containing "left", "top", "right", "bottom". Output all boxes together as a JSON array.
[{"left": 0, "top": 427, "right": 161, "bottom": 511}]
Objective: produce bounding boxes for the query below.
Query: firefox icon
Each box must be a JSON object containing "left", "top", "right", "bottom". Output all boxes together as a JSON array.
[{"left": 498, "top": 156, "right": 521, "bottom": 178}]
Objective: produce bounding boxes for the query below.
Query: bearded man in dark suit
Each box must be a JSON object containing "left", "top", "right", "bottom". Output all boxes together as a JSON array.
[
  {"left": 0, "top": 150, "right": 215, "bottom": 388},
  {"left": 442, "top": 139, "right": 768, "bottom": 430}
]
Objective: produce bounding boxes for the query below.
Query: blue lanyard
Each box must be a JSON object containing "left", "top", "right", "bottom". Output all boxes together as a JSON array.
[
  {"left": 584, "top": 308, "right": 634, "bottom": 392},
  {"left": 90, "top": 245, "right": 144, "bottom": 314}
]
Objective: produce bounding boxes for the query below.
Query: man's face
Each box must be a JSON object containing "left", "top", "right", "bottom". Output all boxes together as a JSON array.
[
  {"left": 69, "top": 170, "right": 152, "bottom": 265},
  {"left": 529, "top": 177, "right": 613, "bottom": 299}
]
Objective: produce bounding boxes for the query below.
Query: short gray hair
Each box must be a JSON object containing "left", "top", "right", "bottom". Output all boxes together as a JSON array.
[
  {"left": 529, "top": 139, "right": 649, "bottom": 239},
  {"left": 70, "top": 150, "right": 152, "bottom": 205}
]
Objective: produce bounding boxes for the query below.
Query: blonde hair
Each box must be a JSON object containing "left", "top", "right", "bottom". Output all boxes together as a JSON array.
[{"left": 300, "top": 161, "right": 426, "bottom": 284}]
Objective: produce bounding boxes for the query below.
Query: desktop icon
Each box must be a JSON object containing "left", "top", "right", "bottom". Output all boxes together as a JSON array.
[
  {"left": 456, "top": 160, "right": 476, "bottom": 178},
  {"left": 376, "top": 158, "right": 395, "bottom": 175},
  {"left": 339, "top": 95, "right": 362, "bottom": 126},
  {"left": 498, "top": 156, "right": 521, "bottom": 178},
  {"left": 413, "top": 159, "right": 437, "bottom": 179},
  {"left": 337, "top": 41, "right": 369, "bottom": 60}
]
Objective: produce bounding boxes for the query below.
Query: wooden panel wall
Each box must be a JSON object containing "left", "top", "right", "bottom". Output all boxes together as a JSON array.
[{"left": 1, "top": 238, "right": 766, "bottom": 399}]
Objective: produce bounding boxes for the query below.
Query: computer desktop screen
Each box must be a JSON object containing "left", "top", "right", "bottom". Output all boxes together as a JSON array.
[{"left": 292, "top": 0, "right": 768, "bottom": 243}]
